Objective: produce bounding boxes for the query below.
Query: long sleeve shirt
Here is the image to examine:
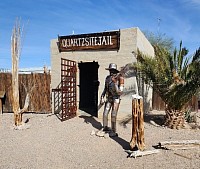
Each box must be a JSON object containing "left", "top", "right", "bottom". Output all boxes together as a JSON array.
[{"left": 101, "top": 74, "right": 124, "bottom": 101}]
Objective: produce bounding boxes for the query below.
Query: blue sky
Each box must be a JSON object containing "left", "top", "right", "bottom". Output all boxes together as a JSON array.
[{"left": 0, "top": 0, "right": 199, "bottom": 69}]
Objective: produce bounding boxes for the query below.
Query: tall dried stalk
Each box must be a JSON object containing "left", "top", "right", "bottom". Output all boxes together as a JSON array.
[
  {"left": 11, "top": 18, "right": 29, "bottom": 126},
  {"left": 11, "top": 19, "right": 21, "bottom": 126}
]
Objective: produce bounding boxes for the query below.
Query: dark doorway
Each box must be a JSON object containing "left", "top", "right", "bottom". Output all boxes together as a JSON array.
[{"left": 78, "top": 61, "right": 99, "bottom": 117}]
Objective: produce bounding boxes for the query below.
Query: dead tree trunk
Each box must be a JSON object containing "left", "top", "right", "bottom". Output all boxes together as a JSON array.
[
  {"left": 130, "top": 94, "right": 145, "bottom": 151},
  {"left": 11, "top": 18, "right": 30, "bottom": 127},
  {"left": 11, "top": 19, "right": 22, "bottom": 126}
]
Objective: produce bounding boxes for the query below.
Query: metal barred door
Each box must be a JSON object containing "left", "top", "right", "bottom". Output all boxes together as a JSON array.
[{"left": 61, "top": 58, "right": 77, "bottom": 121}]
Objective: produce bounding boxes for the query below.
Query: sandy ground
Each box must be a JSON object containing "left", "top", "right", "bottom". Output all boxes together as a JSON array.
[{"left": 0, "top": 110, "right": 200, "bottom": 169}]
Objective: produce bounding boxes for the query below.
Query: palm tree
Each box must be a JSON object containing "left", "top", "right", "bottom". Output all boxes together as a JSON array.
[{"left": 135, "top": 42, "right": 200, "bottom": 129}]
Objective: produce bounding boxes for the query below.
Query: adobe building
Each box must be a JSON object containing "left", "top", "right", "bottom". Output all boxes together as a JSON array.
[{"left": 50, "top": 27, "right": 154, "bottom": 121}]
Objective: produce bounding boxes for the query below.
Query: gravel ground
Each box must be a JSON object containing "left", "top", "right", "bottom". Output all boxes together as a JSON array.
[{"left": 0, "top": 111, "right": 200, "bottom": 169}]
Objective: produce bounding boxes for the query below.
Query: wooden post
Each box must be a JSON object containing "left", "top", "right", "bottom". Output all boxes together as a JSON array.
[
  {"left": 0, "top": 99, "right": 2, "bottom": 115},
  {"left": 0, "top": 91, "right": 5, "bottom": 115},
  {"left": 130, "top": 94, "right": 145, "bottom": 151}
]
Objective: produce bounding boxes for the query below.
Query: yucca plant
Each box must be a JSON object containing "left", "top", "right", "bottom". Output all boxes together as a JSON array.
[{"left": 135, "top": 42, "right": 200, "bottom": 129}]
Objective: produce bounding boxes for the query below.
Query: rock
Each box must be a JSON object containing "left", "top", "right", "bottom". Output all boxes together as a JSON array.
[
  {"left": 104, "top": 133, "right": 109, "bottom": 138},
  {"left": 90, "top": 130, "right": 96, "bottom": 136},
  {"left": 150, "top": 120, "right": 160, "bottom": 127},
  {"left": 95, "top": 130, "right": 105, "bottom": 137},
  {"left": 13, "top": 123, "right": 31, "bottom": 130}
]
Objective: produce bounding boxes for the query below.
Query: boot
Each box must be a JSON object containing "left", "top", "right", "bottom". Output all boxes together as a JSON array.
[
  {"left": 110, "top": 121, "right": 118, "bottom": 137},
  {"left": 103, "top": 126, "right": 111, "bottom": 132}
]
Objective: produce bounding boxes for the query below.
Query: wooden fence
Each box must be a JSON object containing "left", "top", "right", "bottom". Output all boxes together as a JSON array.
[
  {"left": 1, "top": 72, "right": 197, "bottom": 113},
  {"left": 0, "top": 72, "right": 51, "bottom": 113},
  {"left": 152, "top": 90, "right": 198, "bottom": 111}
]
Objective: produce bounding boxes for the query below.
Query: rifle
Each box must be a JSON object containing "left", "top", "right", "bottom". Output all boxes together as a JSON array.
[
  {"left": 98, "top": 101, "right": 104, "bottom": 111},
  {"left": 113, "top": 63, "right": 135, "bottom": 80},
  {"left": 98, "top": 63, "right": 135, "bottom": 110}
]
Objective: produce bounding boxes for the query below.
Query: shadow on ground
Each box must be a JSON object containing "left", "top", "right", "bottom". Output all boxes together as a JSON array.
[
  {"left": 119, "top": 113, "right": 165, "bottom": 128},
  {"left": 79, "top": 115, "right": 130, "bottom": 150},
  {"left": 79, "top": 115, "right": 102, "bottom": 130},
  {"left": 144, "top": 113, "right": 165, "bottom": 126}
]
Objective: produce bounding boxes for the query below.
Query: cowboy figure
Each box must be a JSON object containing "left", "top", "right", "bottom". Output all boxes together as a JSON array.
[{"left": 100, "top": 63, "right": 124, "bottom": 137}]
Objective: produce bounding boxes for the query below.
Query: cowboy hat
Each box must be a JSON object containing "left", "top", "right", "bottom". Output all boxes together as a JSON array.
[{"left": 105, "top": 63, "right": 119, "bottom": 72}]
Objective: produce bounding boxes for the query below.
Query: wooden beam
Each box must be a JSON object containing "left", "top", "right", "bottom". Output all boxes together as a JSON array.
[
  {"left": 125, "top": 149, "right": 160, "bottom": 158},
  {"left": 158, "top": 140, "right": 200, "bottom": 150}
]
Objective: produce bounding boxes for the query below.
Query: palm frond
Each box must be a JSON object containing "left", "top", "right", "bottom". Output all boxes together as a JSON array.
[
  {"left": 192, "top": 47, "right": 200, "bottom": 62},
  {"left": 136, "top": 42, "right": 200, "bottom": 111}
]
